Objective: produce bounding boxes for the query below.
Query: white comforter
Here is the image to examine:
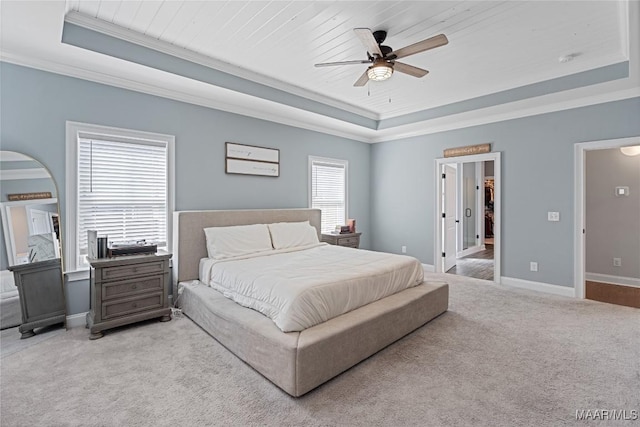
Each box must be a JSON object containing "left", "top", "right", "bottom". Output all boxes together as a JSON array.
[{"left": 199, "top": 243, "right": 424, "bottom": 332}]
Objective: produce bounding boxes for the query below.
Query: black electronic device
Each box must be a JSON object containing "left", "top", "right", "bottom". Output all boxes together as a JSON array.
[{"left": 107, "top": 241, "right": 157, "bottom": 257}]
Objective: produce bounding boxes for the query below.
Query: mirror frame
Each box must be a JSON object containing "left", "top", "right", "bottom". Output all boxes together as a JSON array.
[{"left": 0, "top": 150, "right": 67, "bottom": 331}]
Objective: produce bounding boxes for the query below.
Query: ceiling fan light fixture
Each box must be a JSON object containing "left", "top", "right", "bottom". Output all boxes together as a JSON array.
[
  {"left": 620, "top": 145, "right": 640, "bottom": 156},
  {"left": 367, "top": 62, "right": 393, "bottom": 81}
]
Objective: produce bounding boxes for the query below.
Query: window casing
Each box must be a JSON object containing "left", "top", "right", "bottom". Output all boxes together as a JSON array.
[
  {"left": 308, "top": 156, "right": 348, "bottom": 234},
  {"left": 66, "top": 122, "right": 174, "bottom": 275}
]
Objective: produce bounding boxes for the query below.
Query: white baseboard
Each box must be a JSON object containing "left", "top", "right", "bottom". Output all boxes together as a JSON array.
[
  {"left": 501, "top": 277, "right": 575, "bottom": 297},
  {"left": 585, "top": 272, "right": 640, "bottom": 288},
  {"left": 422, "top": 264, "right": 435, "bottom": 272},
  {"left": 66, "top": 311, "right": 88, "bottom": 328}
]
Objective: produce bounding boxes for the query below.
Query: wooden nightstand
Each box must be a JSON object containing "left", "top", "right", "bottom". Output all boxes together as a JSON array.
[
  {"left": 86, "top": 252, "right": 172, "bottom": 340},
  {"left": 321, "top": 232, "right": 362, "bottom": 248}
]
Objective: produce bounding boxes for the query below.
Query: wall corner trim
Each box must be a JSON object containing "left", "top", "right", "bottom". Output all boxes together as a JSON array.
[
  {"left": 66, "top": 311, "right": 89, "bottom": 328},
  {"left": 501, "top": 276, "right": 576, "bottom": 298}
]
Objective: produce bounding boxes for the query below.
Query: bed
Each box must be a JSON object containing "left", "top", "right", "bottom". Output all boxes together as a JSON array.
[{"left": 173, "top": 208, "right": 448, "bottom": 397}]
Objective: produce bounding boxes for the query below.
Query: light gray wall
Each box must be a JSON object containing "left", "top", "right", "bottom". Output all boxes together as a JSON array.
[
  {"left": 0, "top": 63, "right": 371, "bottom": 314},
  {"left": 2, "top": 60, "right": 639, "bottom": 310},
  {"left": 585, "top": 148, "right": 640, "bottom": 279},
  {"left": 371, "top": 97, "right": 640, "bottom": 287}
]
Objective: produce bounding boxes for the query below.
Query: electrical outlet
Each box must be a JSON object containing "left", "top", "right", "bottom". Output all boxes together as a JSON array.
[
  {"left": 530, "top": 262, "right": 538, "bottom": 272},
  {"left": 613, "top": 258, "right": 622, "bottom": 267},
  {"left": 547, "top": 212, "right": 560, "bottom": 222},
  {"left": 401, "top": 246, "right": 407, "bottom": 254}
]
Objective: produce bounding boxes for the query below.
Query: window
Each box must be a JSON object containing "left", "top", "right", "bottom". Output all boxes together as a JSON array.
[
  {"left": 66, "top": 122, "right": 174, "bottom": 274},
  {"left": 309, "top": 156, "right": 348, "bottom": 234}
]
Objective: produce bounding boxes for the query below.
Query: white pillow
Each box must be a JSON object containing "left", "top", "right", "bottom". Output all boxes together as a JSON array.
[
  {"left": 268, "top": 221, "right": 319, "bottom": 250},
  {"left": 204, "top": 224, "right": 273, "bottom": 260}
]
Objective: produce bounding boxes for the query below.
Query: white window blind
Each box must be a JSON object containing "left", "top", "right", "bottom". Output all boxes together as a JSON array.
[
  {"left": 77, "top": 137, "right": 168, "bottom": 266},
  {"left": 310, "top": 157, "right": 347, "bottom": 233}
]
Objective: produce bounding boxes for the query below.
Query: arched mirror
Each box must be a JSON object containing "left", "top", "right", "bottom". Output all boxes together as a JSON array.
[{"left": 0, "top": 151, "right": 66, "bottom": 337}]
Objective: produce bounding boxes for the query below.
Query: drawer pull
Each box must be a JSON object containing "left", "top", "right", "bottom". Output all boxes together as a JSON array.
[
  {"left": 133, "top": 268, "right": 138, "bottom": 273},
  {"left": 132, "top": 284, "right": 137, "bottom": 290},
  {"left": 132, "top": 303, "right": 138, "bottom": 308}
]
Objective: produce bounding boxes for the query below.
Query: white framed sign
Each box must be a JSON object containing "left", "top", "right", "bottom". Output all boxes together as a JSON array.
[
  {"left": 226, "top": 142, "right": 279, "bottom": 163},
  {"left": 225, "top": 142, "right": 279, "bottom": 177},
  {"left": 226, "top": 158, "right": 279, "bottom": 177}
]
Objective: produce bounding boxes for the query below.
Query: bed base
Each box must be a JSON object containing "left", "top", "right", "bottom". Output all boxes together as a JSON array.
[
  {"left": 180, "top": 280, "right": 448, "bottom": 397},
  {"left": 173, "top": 209, "right": 449, "bottom": 397}
]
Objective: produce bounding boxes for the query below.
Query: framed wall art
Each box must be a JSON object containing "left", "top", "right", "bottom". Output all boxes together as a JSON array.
[{"left": 225, "top": 142, "right": 280, "bottom": 177}]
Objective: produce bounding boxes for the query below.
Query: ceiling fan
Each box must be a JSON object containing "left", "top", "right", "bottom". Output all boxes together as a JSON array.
[{"left": 315, "top": 28, "right": 448, "bottom": 87}]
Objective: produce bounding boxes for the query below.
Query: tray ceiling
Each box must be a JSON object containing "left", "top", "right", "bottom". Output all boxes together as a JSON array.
[{"left": 0, "top": 1, "right": 637, "bottom": 142}]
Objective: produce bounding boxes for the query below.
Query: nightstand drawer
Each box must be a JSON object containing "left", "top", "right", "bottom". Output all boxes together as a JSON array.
[
  {"left": 337, "top": 237, "right": 359, "bottom": 246},
  {"left": 101, "top": 261, "right": 165, "bottom": 281},
  {"left": 102, "top": 276, "right": 163, "bottom": 301},
  {"left": 342, "top": 243, "right": 359, "bottom": 248},
  {"left": 102, "top": 293, "right": 163, "bottom": 319}
]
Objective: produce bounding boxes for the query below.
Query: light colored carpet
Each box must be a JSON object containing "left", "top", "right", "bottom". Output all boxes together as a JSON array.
[
  {"left": 1, "top": 324, "right": 65, "bottom": 358},
  {"left": 1, "top": 273, "right": 638, "bottom": 427}
]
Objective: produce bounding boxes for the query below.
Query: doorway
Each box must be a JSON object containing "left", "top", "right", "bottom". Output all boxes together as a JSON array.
[
  {"left": 575, "top": 137, "right": 640, "bottom": 306},
  {"left": 435, "top": 152, "right": 501, "bottom": 284}
]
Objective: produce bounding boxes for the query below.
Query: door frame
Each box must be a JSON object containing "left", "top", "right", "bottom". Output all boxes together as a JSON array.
[
  {"left": 573, "top": 136, "right": 640, "bottom": 299},
  {"left": 435, "top": 152, "right": 501, "bottom": 284}
]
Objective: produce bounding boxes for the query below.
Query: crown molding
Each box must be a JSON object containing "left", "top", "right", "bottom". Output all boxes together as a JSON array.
[
  {"left": 0, "top": 152, "right": 32, "bottom": 161},
  {"left": 4, "top": 49, "right": 637, "bottom": 146},
  {"left": 64, "top": 12, "right": 379, "bottom": 122},
  {"left": 370, "top": 85, "right": 640, "bottom": 143},
  {"left": 0, "top": 168, "right": 50, "bottom": 181},
  {"left": 3, "top": 0, "right": 638, "bottom": 145},
  {"left": 1, "top": 50, "right": 375, "bottom": 143}
]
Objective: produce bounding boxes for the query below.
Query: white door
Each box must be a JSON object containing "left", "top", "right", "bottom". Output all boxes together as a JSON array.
[
  {"left": 28, "top": 209, "right": 52, "bottom": 235},
  {"left": 443, "top": 164, "right": 457, "bottom": 271}
]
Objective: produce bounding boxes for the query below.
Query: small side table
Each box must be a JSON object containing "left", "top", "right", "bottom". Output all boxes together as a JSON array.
[
  {"left": 321, "top": 232, "right": 362, "bottom": 248},
  {"left": 8, "top": 258, "right": 66, "bottom": 339}
]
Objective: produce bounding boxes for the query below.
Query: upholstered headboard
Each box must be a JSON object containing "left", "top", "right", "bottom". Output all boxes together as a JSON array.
[{"left": 172, "top": 208, "right": 321, "bottom": 285}]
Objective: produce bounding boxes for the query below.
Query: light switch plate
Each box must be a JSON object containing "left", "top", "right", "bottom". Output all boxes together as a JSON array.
[
  {"left": 615, "top": 186, "right": 629, "bottom": 197},
  {"left": 548, "top": 212, "right": 560, "bottom": 222}
]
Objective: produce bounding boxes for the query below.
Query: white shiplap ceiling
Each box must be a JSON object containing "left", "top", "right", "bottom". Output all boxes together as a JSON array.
[
  {"left": 63, "top": 0, "right": 627, "bottom": 119},
  {"left": 0, "top": 1, "right": 637, "bottom": 142}
]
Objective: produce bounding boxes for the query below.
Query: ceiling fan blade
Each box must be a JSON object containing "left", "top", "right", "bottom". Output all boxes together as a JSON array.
[
  {"left": 315, "top": 60, "right": 370, "bottom": 67},
  {"left": 392, "top": 34, "right": 448, "bottom": 59},
  {"left": 354, "top": 28, "right": 383, "bottom": 57},
  {"left": 353, "top": 69, "right": 370, "bottom": 87},
  {"left": 393, "top": 61, "right": 429, "bottom": 78}
]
